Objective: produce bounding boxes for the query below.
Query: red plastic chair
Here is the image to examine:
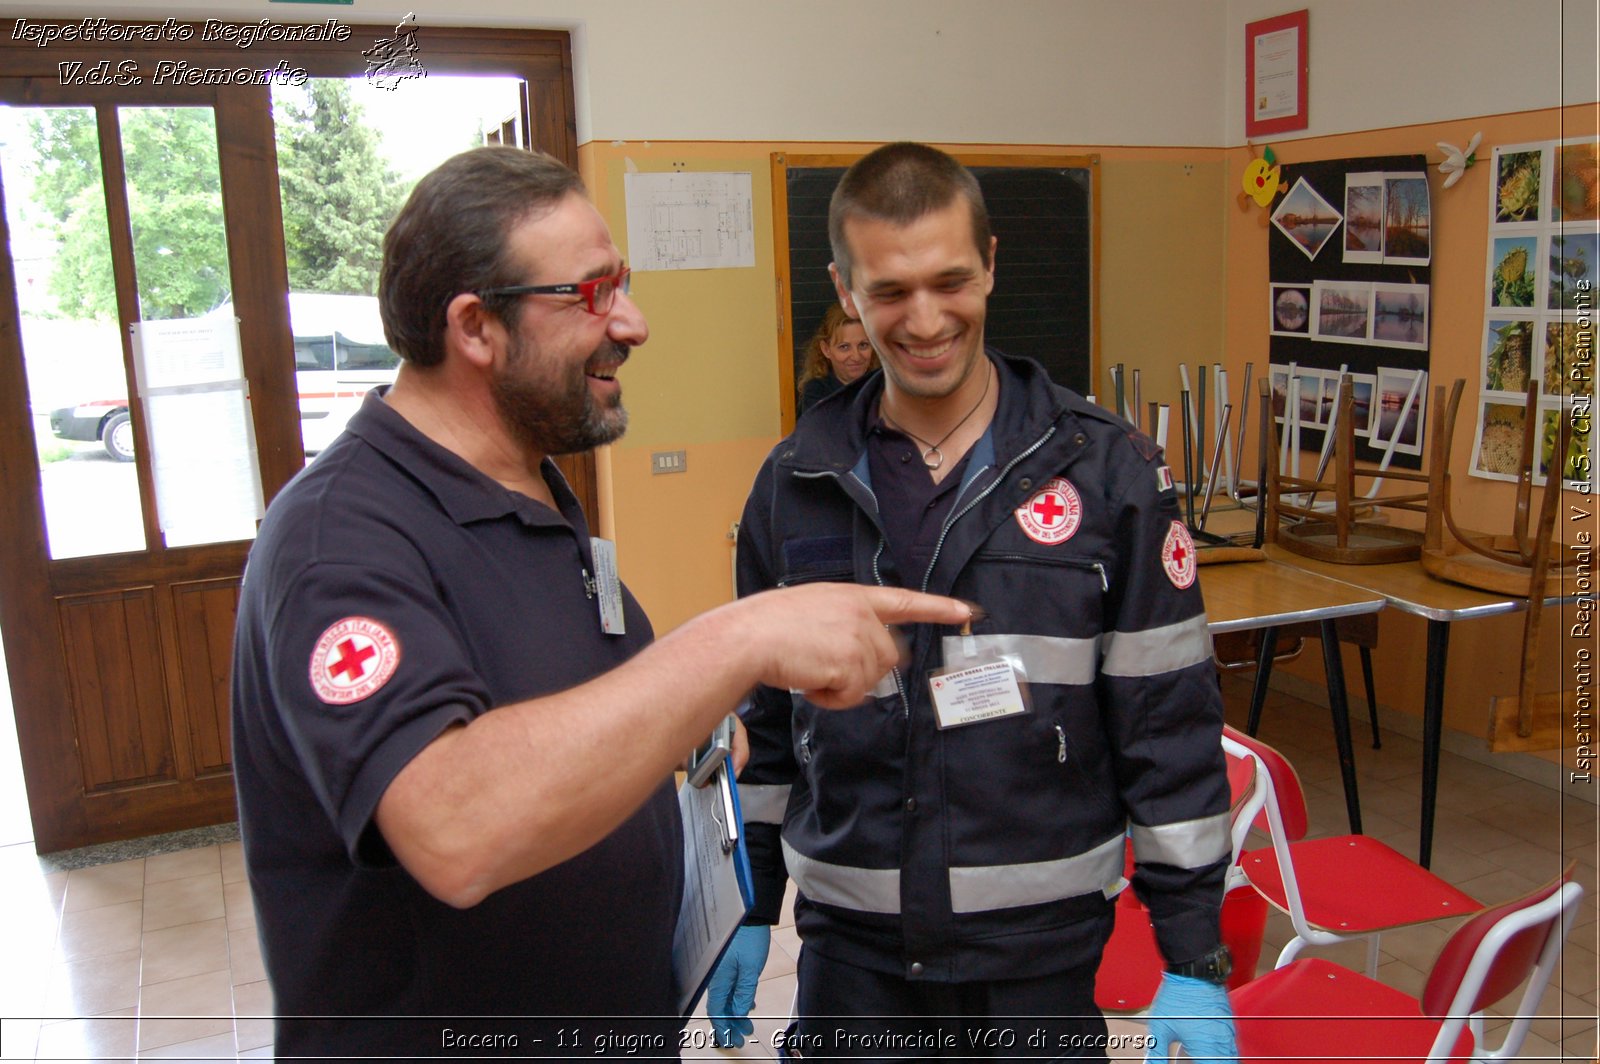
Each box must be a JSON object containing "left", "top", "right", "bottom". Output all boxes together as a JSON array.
[
  {"left": 1232, "top": 868, "right": 1582, "bottom": 1063},
  {"left": 1223, "top": 725, "right": 1483, "bottom": 975},
  {"left": 1094, "top": 740, "right": 1270, "bottom": 1011}
]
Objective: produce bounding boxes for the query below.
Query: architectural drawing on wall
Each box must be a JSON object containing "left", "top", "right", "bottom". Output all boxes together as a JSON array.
[{"left": 624, "top": 171, "right": 756, "bottom": 272}]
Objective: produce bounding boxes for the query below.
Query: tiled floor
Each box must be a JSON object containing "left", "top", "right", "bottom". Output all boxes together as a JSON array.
[{"left": 0, "top": 674, "right": 1595, "bottom": 1060}]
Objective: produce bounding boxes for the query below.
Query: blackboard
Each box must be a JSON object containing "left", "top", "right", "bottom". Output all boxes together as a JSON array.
[{"left": 776, "top": 156, "right": 1097, "bottom": 427}]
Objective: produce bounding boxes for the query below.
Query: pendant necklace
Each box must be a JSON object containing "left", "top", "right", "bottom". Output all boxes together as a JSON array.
[{"left": 880, "top": 363, "right": 992, "bottom": 471}]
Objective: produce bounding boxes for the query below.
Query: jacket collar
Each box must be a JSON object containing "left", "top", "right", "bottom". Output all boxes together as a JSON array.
[{"left": 783, "top": 349, "right": 1079, "bottom": 474}]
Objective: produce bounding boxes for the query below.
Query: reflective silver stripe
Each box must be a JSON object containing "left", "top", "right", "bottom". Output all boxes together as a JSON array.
[
  {"left": 940, "top": 633, "right": 1099, "bottom": 686},
  {"left": 781, "top": 839, "right": 901, "bottom": 914},
  {"left": 871, "top": 672, "right": 898, "bottom": 699},
  {"left": 948, "top": 833, "right": 1125, "bottom": 914},
  {"left": 1129, "top": 812, "right": 1232, "bottom": 870},
  {"left": 1100, "top": 615, "right": 1211, "bottom": 677},
  {"left": 738, "top": 783, "right": 791, "bottom": 825}
]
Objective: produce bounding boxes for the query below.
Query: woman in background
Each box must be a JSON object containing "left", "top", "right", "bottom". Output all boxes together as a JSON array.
[{"left": 796, "top": 304, "right": 877, "bottom": 413}]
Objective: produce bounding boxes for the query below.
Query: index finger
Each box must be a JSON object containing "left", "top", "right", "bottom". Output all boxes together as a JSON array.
[{"left": 858, "top": 586, "right": 977, "bottom": 628}]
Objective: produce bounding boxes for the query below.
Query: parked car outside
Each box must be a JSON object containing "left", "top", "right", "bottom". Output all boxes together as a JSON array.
[{"left": 49, "top": 293, "right": 398, "bottom": 461}]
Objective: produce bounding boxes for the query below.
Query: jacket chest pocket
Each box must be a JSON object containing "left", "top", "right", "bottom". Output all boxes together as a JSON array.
[
  {"left": 964, "top": 550, "right": 1108, "bottom": 638},
  {"left": 778, "top": 534, "right": 855, "bottom": 588}
]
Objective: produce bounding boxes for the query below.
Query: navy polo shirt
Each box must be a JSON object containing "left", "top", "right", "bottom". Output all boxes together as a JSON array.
[
  {"left": 867, "top": 420, "right": 972, "bottom": 587},
  {"left": 231, "top": 390, "right": 681, "bottom": 1056}
]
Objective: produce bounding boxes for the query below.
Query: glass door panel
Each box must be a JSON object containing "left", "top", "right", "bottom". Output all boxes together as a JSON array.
[
  {"left": 0, "top": 104, "right": 145, "bottom": 559},
  {"left": 118, "top": 105, "right": 260, "bottom": 548}
]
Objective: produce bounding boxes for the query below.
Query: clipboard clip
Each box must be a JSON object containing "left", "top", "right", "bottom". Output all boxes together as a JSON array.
[{"left": 707, "top": 765, "right": 739, "bottom": 855}]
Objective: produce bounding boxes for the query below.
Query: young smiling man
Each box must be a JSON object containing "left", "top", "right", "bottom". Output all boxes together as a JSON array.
[
  {"left": 724, "top": 143, "right": 1239, "bottom": 1060},
  {"left": 230, "top": 146, "right": 973, "bottom": 1057}
]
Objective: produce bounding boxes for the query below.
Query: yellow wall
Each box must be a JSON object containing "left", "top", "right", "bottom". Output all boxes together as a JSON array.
[
  {"left": 1220, "top": 103, "right": 1598, "bottom": 747},
  {"left": 577, "top": 140, "right": 1230, "bottom": 632}
]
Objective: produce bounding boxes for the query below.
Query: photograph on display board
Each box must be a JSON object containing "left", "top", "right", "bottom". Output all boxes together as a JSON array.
[
  {"left": 1373, "top": 366, "right": 1426, "bottom": 456},
  {"left": 1343, "top": 172, "right": 1385, "bottom": 264},
  {"left": 1493, "top": 145, "right": 1546, "bottom": 225},
  {"left": 1269, "top": 366, "right": 1289, "bottom": 419},
  {"left": 1472, "top": 399, "right": 1529, "bottom": 479},
  {"left": 1488, "top": 234, "right": 1539, "bottom": 309},
  {"left": 1311, "top": 279, "right": 1371, "bottom": 344},
  {"left": 1484, "top": 319, "right": 1534, "bottom": 393},
  {"left": 1541, "top": 321, "right": 1590, "bottom": 399},
  {"left": 1370, "top": 282, "right": 1429, "bottom": 350},
  {"left": 1554, "top": 139, "right": 1599, "bottom": 222},
  {"left": 1540, "top": 406, "right": 1592, "bottom": 486},
  {"left": 1381, "top": 173, "right": 1431, "bottom": 266},
  {"left": 1272, "top": 176, "right": 1342, "bottom": 261},
  {"left": 1348, "top": 373, "right": 1378, "bottom": 437},
  {"left": 1548, "top": 230, "right": 1597, "bottom": 310},
  {"left": 1269, "top": 283, "right": 1312, "bottom": 336},
  {"left": 1295, "top": 368, "right": 1327, "bottom": 426}
]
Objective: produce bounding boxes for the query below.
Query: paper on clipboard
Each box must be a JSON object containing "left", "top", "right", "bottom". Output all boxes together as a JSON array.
[{"left": 672, "top": 762, "right": 754, "bottom": 1018}]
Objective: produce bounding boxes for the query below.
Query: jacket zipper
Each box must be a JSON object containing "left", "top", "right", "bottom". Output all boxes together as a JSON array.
[
  {"left": 973, "top": 552, "right": 1109, "bottom": 593},
  {"left": 920, "top": 425, "right": 1058, "bottom": 593}
]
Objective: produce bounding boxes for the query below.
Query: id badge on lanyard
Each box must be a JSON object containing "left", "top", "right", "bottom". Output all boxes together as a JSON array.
[{"left": 926, "top": 618, "right": 1032, "bottom": 729}]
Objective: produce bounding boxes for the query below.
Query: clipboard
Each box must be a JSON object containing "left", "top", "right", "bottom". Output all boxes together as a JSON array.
[{"left": 672, "top": 760, "right": 754, "bottom": 1018}]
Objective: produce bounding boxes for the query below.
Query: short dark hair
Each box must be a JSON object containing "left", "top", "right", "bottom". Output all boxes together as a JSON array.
[
  {"left": 379, "top": 146, "right": 585, "bottom": 367},
  {"left": 827, "top": 142, "right": 991, "bottom": 288}
]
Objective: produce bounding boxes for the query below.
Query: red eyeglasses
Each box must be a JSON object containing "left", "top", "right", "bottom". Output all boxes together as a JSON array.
[{"left": 478, "top": 265, "right": 631, "bottom": 316}]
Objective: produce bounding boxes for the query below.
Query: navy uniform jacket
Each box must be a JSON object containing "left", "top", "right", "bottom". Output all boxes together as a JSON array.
[{"left": 736, "top": 351, "right": 1229, "bottom": 983}]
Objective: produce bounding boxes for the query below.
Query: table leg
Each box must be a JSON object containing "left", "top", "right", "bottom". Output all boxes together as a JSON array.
[
  {"left": 1246, "top": 625, "right": 1279, "bottom": 736},
  {"left": 1319, "top": 619, "right": 1362, "bottom": 835},
  {"left": 1419, "top": 619, "right": 1450, "bottom": 869}
]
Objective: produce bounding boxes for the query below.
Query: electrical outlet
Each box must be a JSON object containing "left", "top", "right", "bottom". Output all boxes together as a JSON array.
[{"left": 651, "top": 450, "right": 687, "bottom": 475}]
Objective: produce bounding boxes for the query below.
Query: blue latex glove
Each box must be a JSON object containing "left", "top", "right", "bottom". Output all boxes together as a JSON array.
[
  {"left": 707, "top": 924, "right": 770, "bottom": 1048},
  {"left": 1145, "top": 973, "right": 1238, "bottom": 1064}
]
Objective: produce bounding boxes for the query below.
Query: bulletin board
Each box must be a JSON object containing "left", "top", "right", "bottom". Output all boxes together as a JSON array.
[
  {"left": 1471, "top": 137, "right": 1597, "bottom": 489},
  {"left": 1267, "top": 153, "right": 1432, "bottom": 470},
  {"left": 772, "top": 153, "right": 1098, "bottom": 432}
]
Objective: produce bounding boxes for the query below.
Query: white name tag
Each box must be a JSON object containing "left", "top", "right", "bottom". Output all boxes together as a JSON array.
[
  {"left": 591, "top": 537, "right": 626, "bottom": 635},
  {"left": 928, "top": 659, "right": 1028, "bottom": 729}
]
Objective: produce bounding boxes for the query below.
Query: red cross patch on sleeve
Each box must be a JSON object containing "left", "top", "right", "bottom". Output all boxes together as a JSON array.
[
  {"left": 1161, "top": 521, "right": 1198, "bottom": 589},
  {"left": 309, "top": 617, "right": 401, "bottom": 705}
]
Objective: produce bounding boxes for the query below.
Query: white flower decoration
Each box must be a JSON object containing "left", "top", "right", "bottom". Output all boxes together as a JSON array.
[{"left": 1437, "top": 132, "right": 1482, "bottom": 189}]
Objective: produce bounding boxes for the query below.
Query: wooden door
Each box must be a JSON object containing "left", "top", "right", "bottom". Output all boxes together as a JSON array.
[
  {"left": 0, "top": 22, "right": 581, "bottom": 852},
  {"left": 0, "top": 80, "right": 302, "bottom": 852}
]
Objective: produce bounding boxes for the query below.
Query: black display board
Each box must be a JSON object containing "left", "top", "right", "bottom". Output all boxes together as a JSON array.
[
  {"left": 1268, "top": 153, "right": 1432, "bottom": 469},
  {"left": 786, "top": 165, "right": 1093, "bottom": 411}
]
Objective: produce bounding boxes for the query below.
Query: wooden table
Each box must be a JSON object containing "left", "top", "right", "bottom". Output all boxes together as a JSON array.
[
  {"left": 1261, "top": 544, "right": 1569, "bottom": 867},
  {"left": 1199, "top": 557, "right": 1387, "bottom": 834}
]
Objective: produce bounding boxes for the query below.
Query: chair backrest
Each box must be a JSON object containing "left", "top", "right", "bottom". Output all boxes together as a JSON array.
[
  {"left": 1223, "top": 745, "right": 1268, "bottom": 884},
  {"left": 1421, "top": 865, "right": 1580, "bottom": 1018},
  {"left": 1221, "top": 725, "right": 1308, "bottom": 841}
]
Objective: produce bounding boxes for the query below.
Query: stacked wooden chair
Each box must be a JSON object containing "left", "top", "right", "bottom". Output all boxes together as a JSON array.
[{"left": 1420, "top": 379, "right": 1581, "bottom": 751}]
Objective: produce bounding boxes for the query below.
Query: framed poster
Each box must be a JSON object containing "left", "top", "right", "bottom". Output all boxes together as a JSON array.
[{"left": 1246, "top": 9, "right": 1309, "bottom": 138}]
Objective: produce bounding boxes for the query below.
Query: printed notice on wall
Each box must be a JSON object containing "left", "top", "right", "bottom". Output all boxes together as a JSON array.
[
  {"left": 625, "top": 171, "right": 755, "bottom": 272},
  {"left": 1252, "top": 25, "right": 1301, "bottom": 124}
]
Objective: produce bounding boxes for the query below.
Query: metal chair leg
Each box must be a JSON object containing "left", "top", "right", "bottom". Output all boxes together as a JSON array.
[{"left": 1359, "top": 646, "right": 1381, "bottom": 749}]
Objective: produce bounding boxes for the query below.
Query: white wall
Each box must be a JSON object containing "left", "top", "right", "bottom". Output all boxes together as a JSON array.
[
  {"left": 1, "top": 1, "right": 1595, "bottom": 147},
  {"left": 1224, "top": 0, "right": 1598, "bottom": 145}
]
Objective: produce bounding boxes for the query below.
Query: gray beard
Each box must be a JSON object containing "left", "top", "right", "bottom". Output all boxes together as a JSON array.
[{"left": 491, "top": 337, "right": 630, "bottom": 456}]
